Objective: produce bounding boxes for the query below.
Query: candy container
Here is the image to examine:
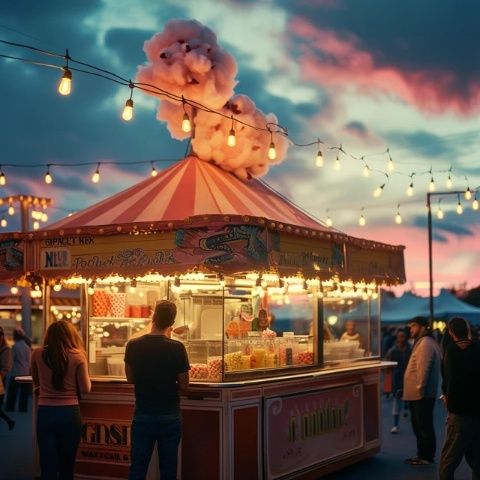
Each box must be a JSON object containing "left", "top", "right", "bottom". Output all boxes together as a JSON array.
[
  {"left": 207, "top": 356, "right": 225, "bottom": 381},
  {"left": 189, "top": 363, "right": 209, "bottom": 380}
]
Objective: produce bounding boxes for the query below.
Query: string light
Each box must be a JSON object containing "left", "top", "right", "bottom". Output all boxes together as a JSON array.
[
  {"left": 473, "top": 193, "right": 479, "bottom": 211},
  {"left": 122, "top": 85, "right": 134, "bottom": 122},
  {"left": 362, "top": 163, "right": 370, "bottom": 178},
  {"left": 33, "top": 220, "right": 40, "bottom": 230},
  {"left": 373, "top": 183, "right": 385, "bottom": 198},
  {"left": 395, "top": 204, "right": 402, "bottom": 224},
  {"left": 446, "top": 172, "right": 453, "bottom": 189},
  {"left": 325, "top": 209, "right": 333, "bottom": 227},
  {"left": 406, "top": 180, "right": 414, "bottom": 197},
  {"left": 0, "top": 216, "right": 6, "bottom": 227},
  {"left": 268, "top": 130, "right": 276, "bottom": 160},
  {"left": 45, "top": 165, "right": 53, "bottom": 184},
  {"left": 0, "top": 167, "right": 6, "bottom": 186},
  {"left": 436, "top": 204, "right": 444, "bottom": 219},
  {"left": 359, "top": 208, "right": 366, "bottom": 226},
  {"left": 8, "top": 202, "right": 14, "bottom": 216},
  {"left": 58, "top": 67, "right": 72, "bottom": 96},
  {"left": 227, "top": 116, "right": 236, "bottom": 147},
  {"left": 41, "top": 212, "right": 48, "bottom": 222},
  {"left": 465, "top": 187, "right": 472, "bottom": 200},
  {"left": 315, "top": 139, "right": 323, "bottom": 167},
  {"left": 387, "top": 149, "right": 394, "bottom": 172},
  {"left": 334, "top": 153, "right": 341, "bottom": 170},
  {"left": 10, "top": 286, "right": 18, "bottom": 294},
  {"left": 181, "top": 97, "right": 191, "bottom": 133},
  {"left": 429, "top": 175, "right": 435, "bottom": 192},
  {"left": 456, "top": 195, "right": 463, "bottom": 215},
  {"left": 91, "top": 163, "right": 100, "bottom": 183},
  {"left": 150, "top": 162, "right": 158, "bottom": 177}
]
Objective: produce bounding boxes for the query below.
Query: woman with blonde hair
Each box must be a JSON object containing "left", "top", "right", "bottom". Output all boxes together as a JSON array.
[{"left": 31, "top": 320, "right": 91, "bottom": 479}]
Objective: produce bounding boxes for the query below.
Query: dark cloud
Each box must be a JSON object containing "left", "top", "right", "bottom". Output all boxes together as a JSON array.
[{"left": 412, "top": 211, "right": 475, "bottom": 243}]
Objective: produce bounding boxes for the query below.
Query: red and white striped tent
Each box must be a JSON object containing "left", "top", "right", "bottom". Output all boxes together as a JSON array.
[
  {"left": 3, "top": 156, "right": 406, "bottom": 283},
  {"left": 47, "top": 156, "right": 331, "bottom": 233}
]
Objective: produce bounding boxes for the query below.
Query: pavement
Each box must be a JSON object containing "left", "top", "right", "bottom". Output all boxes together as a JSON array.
[{"left": 0, "top": 395, "right": 473, "bottom": 479}]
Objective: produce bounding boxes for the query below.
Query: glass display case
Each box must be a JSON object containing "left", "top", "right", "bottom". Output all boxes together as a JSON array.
[{"left": 85, "top": 275, "right": 380, "bottom": 381}]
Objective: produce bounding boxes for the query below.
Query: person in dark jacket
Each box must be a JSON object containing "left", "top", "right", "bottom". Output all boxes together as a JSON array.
[
  {"left": 439, "top": 317, "right": 480, "bottom": 480},
  {"left": 385, "top": 329, "right": 412, "bottom": 433}
]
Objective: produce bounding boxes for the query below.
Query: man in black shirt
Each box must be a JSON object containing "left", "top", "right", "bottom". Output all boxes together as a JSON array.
[
  {"left": 125, "top": 300, "right": 190, "bottom": 480},
  {"left": 439, "top": 317, "right": 480, "bottom": 480}
]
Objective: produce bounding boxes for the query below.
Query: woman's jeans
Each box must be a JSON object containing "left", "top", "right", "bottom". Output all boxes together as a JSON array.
[
  {"left": 129, "top": 413, "right": 181, "bottom": 480},
  {"left": 37, "top": 405, "right": 82, "bottom": 480}
]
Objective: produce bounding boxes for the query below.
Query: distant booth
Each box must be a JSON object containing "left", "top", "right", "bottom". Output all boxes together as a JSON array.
[{"left": 2, "top": 156, "right": 405, "bottom": 480}]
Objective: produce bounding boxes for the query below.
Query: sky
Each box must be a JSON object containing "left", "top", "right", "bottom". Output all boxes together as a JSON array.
[{"left": 0, "top": 0, "right": 479, "bottom": 295}]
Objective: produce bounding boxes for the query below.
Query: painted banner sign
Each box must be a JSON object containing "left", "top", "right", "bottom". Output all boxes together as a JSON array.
[
  {"left": 77, "top": 417, "right": 131, "bottom": 466},
  {"left": 270, "top": 233, "right": 345, "bottom": 275},
  {"left": 38, "top": 225, "right": 269, "bottom": 276},
  {"left": 0, "top": 239, "right": 24, "bottom": 280},
  {"left": 346, "top": 244, "right": 406, "bottom": 281},
  {"left": 265, "top": 384, "right": 363, "bottom": 479}
]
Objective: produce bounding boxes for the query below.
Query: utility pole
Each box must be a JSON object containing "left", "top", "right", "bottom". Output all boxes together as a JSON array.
[
  {"left": 426, "top": 190, "right": 467, "bottom": 327},
  {"left": 0, "top": 194, "right": 53, "bottom": 339}
]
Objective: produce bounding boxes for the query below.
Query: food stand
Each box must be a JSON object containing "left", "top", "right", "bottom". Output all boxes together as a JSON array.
[{"left": 1, "top": 156, "right": 405, "bottom": 479}]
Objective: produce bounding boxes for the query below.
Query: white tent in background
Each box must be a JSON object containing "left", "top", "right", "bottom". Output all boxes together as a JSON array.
[{"left": 381, "top": 289, "right": 480, "bottom": 325}]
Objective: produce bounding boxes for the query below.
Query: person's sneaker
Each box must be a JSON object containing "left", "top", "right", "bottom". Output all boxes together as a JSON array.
[
  {"left": 410, "top": 458, "right": 433, "bottom": 466},
  {"left": 390, "top": 426, "right": 399, "bottom": 434},
  {"left": 405, "top": 456, "right": 420, "bottom": 464}
]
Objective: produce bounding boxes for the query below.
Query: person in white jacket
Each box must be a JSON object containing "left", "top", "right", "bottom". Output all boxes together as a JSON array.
[{"left": 403, "top": 316, "right": 441, "bottom": 466}]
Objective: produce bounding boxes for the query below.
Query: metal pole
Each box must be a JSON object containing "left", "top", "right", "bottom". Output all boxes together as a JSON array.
[
  {"left": 19, "top": 199, "right": 32, "bottom": 338},
  {"left": 427, "top": 193, "right": 434, "bottom": 326}
]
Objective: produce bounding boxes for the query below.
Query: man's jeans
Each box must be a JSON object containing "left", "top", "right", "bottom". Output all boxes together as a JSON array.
[
  {"left": 129, "top": 413, "right": 181, "bottom": 480},
  {"left": 410, "top": 397, "right": 436, "bottom": 462},
  {"left": 439, "top": 413, "right": 480, "bottom": 480}
]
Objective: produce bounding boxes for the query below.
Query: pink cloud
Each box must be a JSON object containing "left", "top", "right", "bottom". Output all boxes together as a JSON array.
[{"left": 289, "top": 17, "right": 480, "bottom": 115}]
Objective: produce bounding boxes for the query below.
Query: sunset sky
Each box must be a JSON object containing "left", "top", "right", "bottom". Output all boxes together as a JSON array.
[{"left": 0, "top": 0, "right": 479, "bottom": 294}]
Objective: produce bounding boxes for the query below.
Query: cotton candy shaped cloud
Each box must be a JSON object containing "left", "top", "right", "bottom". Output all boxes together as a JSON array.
[
  {"left": 137, "top": 19, "right": 237, "bottom": 110},
  {"left": 191, "top": 95, "right": 289, "bottom": 180}
]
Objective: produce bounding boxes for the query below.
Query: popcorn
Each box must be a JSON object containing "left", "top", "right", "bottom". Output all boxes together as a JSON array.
[
  {"left": 225, "top": 352, "right": 243, "bottom": 371},
  {"left": 207, "top": 356, "right": 225, "bottom": 381},
  {"left": 189, "top": 363, "right": 208, "bottom": 380},
  {"left": 296, "top": 351, "right": 314, "bottom": 365}
]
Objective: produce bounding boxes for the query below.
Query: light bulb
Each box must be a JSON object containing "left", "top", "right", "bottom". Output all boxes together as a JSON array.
[
  {"left": 151, "top": 166, "right": 158, "bottom": 177},
  {"left": 395, "top": 213, "right": 402, "bottom": 224},
  {"left": 182, "top": 112, "right": 191, "bottom": 133},
  {"left": 326, "top": 216, "right": 333, "bottom": 227},
  {"left": 315, "top": 151, "right": 323, "bottom": 167},
  {"left": 0, "top": 171, "right": 6, "bottom": 186},
  {"left": 437, "top": 208, "right": 444, "bottom": 219},
  {"left": 359, "top": 215, "right": 366, "bottom": 226},
  {"left": 456, "top": 202, "right": 463, "bottom": 215},
  {"left": 387, "top": 158, "right": 395, "bottom": 172},
  {"left": 33, "top": 220, "right": 40, "bottom": 230},
  {"left": 472, "top": 199, "right": 479, "bottom": 210},
  {"left": 446, "top": 175, "right": 453, "bottom": 189},
  {"left": 429, "top": 177, "right": 435, "bottom": 192},
  {"left": 41, "top": 213, "right": 48, "bottom": 222},
  {"left": 406, "top": 183, "right": 414, "bottom": 197},
  {"left": 8, "top": 205, "right": 14, "bottom": 216},
  {"left": 227, "top": 129, "right": 236, "bottom": 147},
  {"left": 122, "top": 98, "right": 134, "bottom": 121},
  {"left": 10, "top": 286, "right": 18, "bottom": 295},
  {"left": 334, "top": 156, "right": 340, "bottom": 170},
  {"left": 53, "top": 283, "right": 62, "bottom": 292},
  {"left": 465, "top": 188, "right": 472, "bottom": 200},
  {"left": 0, "top": 217, "right": 6, "bottom": 227},
  {"left": 363, "top": 165, "right": 370, "bottom": 177},
  {"left": 45, "top": 170, "right": 53, "bottom": 184},
  {"left": 373, "top": 185, "right": 384, "bottom": 198},
  {"left": 91, "top": 168, "right": 100, "bottom": 183},
  {"left": 268, "top": 142, "right": 276, "bottom": 160},
  {"left": 58, "top": 68, "right": 72, "bottom": 96}
]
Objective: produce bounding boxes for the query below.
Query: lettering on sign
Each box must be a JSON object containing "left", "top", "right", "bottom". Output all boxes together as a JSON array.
[
  {"left": 77, "top": 419, "right": 131, "bottom": 466},
  {"left": 43, "top": 249, "right": 70, "bottom": 269},
  {"left": 43, "top": 236, "right": 95, "bottom": 247}
]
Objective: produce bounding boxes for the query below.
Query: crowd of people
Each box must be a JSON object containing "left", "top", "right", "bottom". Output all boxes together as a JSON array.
[
  {"left": 383, "top": 317, "right": 480, "bottom": 479},
  {"left": 1, "top": 311, "right": 480, "bottom": 479}
]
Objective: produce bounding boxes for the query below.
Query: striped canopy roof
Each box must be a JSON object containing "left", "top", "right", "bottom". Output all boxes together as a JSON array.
[{"left": 48, "top": 156, "right": 332, "bottom": 233}]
